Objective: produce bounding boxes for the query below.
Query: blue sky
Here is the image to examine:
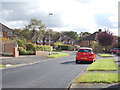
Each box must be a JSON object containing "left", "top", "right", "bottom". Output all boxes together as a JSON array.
[{"left": 0, "top": 0, "right": 119, "bottom": 35}]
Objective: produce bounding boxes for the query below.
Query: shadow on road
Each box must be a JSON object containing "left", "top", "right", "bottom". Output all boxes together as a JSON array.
[{"left": 60, "top": 61, "right": 90, "bottom": 65}]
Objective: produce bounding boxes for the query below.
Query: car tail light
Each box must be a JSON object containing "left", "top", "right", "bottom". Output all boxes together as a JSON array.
[
  {"left": 76, "top": 52, "right": 79, "bottom": 55},
  {"left": 89, "top": 54, "right": 93, "bottom": 56}
]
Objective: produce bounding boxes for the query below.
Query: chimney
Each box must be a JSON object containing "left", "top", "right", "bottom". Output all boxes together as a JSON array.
[{"left": 98, "top": 29, "right": 102, "bottom": 32}]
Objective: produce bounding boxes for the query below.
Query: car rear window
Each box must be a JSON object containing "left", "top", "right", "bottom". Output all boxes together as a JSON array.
[
  {"left": 78, "top": 49, "right": 92, "bottom": 53},
  {"left": 113, "top": 48, "right": 120, "bottom": 50}
]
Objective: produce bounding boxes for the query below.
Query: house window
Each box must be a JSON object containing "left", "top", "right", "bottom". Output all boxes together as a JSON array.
[
  {"left": 40, "top": 40, "right": 43, "bottom": 43},
  {"left": 0, "top": 31, "right": 2, "bottom": 37},
  {"left": 7, "top": 31, "right": 13, "bottom": 36}
]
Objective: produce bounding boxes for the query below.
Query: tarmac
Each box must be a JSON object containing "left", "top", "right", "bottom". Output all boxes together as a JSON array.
[
  {"left": 0, "top": 55, "right": 52, "bottom": 69},
  {"left": 1, "top": 54, "right": 120, "bottom": 89}
]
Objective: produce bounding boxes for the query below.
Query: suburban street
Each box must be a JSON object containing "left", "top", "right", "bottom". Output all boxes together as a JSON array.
[{"left": 2, "top": 52, "right": 91, "bottom": 88}]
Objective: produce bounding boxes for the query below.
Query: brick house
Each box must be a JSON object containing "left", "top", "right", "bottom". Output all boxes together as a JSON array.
[
  {"left": 31, "top": 35, "right": 54, "bottom": 46},
  {"left": 0, "top": 23, "right": 14, "bottom": 39},
  {"left": 79, "top": 29, "right": 102, "bottom": 47},
  {"left": 57, "top": 35, "right": 76, "bottom": 45}
]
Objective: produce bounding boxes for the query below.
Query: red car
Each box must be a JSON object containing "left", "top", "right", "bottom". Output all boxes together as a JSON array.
[
  {"left": 76, "top": 47, "right": 96, "bottom": 63},
  {"left": 109, "top": 48, "right": 120, "bottom": 54}
]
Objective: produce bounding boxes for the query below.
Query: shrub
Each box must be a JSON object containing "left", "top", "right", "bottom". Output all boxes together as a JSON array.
[
  {"left": 15, "top": 39, "right": 27, "bottom": 47},
  {"left": 18, "top": 47, "right": 35, "bottom": 55},
  {"left": 36, "top": 45, "right": 53, "bottom": 52},
  {"left": 26, "top": 43, "right": 36, "bottom": 51},
  {"left": 57, "top": 45, "right": 70, "bottom": 50},
  {"left": 57, "top": 45, "right": 78, "bottom": 51}
]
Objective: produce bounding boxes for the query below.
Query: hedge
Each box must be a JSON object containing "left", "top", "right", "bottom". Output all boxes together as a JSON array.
[
  {"left": 26, "top": 43, "right": 36, "bottom": 51},
  {"left": 18, "top": 47, "right": 35, "bottom": 55},
  {"left": 57, "top": 45, "right": 78, "bottom": 50},
  {"left": 36, "top": 45, "right": 53, "bottom": 52}
]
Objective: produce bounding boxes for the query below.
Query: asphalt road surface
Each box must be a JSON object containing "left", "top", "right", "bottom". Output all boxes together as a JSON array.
[{"left": 2, "top": 52, "right": 91, "bottom": 88}]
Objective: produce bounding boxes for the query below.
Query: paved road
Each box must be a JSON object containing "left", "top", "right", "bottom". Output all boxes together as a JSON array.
[{"left": 2, "top": 52, "right": 91, "bottom": 88}]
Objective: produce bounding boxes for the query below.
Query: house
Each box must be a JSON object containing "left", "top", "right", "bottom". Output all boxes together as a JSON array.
[
  {"left": 0, "top": 23, "right": 14, "bottom": 39},
  {"left": 57, "top": 35, "right": 76, "bottom": 45},
  {"left": 31, "top": 35, "right": 54, "bottom": 46},
  {"left": 32, "top": 34, "right": 77, "bottom": 46},
  {"left": 79, "top": 29, "right": 102, "bottom": 47}
]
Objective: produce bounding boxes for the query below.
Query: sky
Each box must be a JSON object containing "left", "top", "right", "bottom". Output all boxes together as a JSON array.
[{"left": 0, "top": 0, "right": 119, "bottom": 36}]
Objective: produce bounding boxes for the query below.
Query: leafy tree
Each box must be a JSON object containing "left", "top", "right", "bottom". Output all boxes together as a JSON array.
[
  {"left": 24, "top": 18, "right": 46, "bottom": 42},
  {"left": 97, "top": 30, "right": 115, "bottom": 51},
  {"left": 61, "top": 31, "right": 78, "bottom": 40},
  {"left": 79, "top": 32, "right": 91, "bottom": 38}
]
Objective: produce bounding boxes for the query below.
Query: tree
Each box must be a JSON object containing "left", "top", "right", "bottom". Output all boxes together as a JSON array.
[
  {"left": 24, "top": 18, "right": 46, "bottom": 42},
  {"left": 61, "top": 31, "right": 78, "bottom": 40},
  {"left": 97, "top": 30, "right": 115, "bottom": 51},
  {"left": 79, "top": 32, "right": 91, "bottom": 38}
]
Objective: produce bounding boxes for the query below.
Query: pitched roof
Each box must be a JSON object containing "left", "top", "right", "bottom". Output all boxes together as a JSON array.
[
  {"left": 58, "top": 35, "right": 75, "bottom": 42},
  {"left": 79, "top": 32, "right": 99, "bottom": 41},
  {"left": 0, "top": 23, "right": 13, "bottom": 32}
]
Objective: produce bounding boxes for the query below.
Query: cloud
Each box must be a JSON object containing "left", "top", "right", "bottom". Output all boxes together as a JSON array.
[
  {"left": 1, "top": 2, "right": 64, "bottom": 28},
  {"left": 94, "top": 13, "right": 117, "bottom": 29},
  {"left": 1, "top": 0, "right": 119, "bottom": 36}
]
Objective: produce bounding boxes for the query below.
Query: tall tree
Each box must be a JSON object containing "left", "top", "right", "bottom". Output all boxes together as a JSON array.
[
  {"left": 61, "top": 31, "right": 78, "bottom": 40},
  {"left": 97, "top": 30, "right": 115, "bottom": 51},
  {"left": 25, "top": 18, "right": 46, "bottom": 42}
]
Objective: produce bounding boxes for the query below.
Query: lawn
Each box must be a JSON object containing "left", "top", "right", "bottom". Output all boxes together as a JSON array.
[
  {"left": 0, "top": 65, "right": 6, "bottom": 68},
  {"left": 75, "top": 72, "right": 120, "bottom": 84},
  {"left": 86, "top": 59, "right": 119, "bottom": 71},
  {"left": 46, "top": 52, "right": 69, "bottom": 58},
  {"left": 98, "top": 54, "right": 113, "bottom": 57}
]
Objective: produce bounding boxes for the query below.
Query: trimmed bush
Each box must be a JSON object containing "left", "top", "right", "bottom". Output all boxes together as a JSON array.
[
  {"left": 58, "top": 45, "right": 69, "bottom": 50},
  {"left": 26, "top": 43, "right": 36, "bottom": 51},
  {"left": 18, "top": 47, "right": 35, "bottom": 55},
  {"left": 36, "top": 45, "right": 53, "bottom": 52},
  {"left": 57, "top": 45, "right": 78, "bottom": 51}
]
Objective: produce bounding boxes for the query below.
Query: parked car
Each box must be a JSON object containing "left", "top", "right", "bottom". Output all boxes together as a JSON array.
[
  {"left": 109, "top": 48, "right": 120, "bottom": 54},
  {"left": 76, "top": 47, "right": 96, "bottom": 64}
]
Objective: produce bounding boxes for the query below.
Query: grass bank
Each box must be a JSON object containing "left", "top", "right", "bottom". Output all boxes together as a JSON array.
[
  {"left": 0, "top": 65, "right": 6, "bottom": 68},
  {"left": 46, "top": 52, "right": 69, "bottom": 58},
  {"left": 75, "top": 72, "right": 120, "bottom": 84},
  {"left": 98, "top": 54, "right": 113, "bottom": 57},
  {"left": 86, "top": 59, "right": 118, "bottom": 71}
]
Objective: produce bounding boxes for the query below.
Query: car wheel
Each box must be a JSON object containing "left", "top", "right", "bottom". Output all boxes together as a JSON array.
[
  {"left": 111, "top": 52, "right": 114, "bottom": 54},
  {"left": 76, "top": 60, "right": 79, "bottom": 64}
]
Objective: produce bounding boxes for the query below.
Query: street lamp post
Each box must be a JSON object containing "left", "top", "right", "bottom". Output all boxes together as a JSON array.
[
  {"left": 48, "top": 13, "right": 53, "bottom": 46},
  {"left": 48, "top": 13, "right": 53, "bottom": 55}
]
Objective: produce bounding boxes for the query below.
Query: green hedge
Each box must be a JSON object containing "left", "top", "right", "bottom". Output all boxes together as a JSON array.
[
  {"left": 57, "top": 45, "right": 78, "bottom": 50},
  {"left": 36, "top": 45, "right": 53, "bottom": 52},
  {"left": 18, "top": 47, "right": 35, "bottom": 55},
  {"left": 26, "top": 43, "right": 36, "bottom": 51}
]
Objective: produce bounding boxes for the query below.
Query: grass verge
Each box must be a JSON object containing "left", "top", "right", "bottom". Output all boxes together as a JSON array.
[
  {"left": 75, "top": 72, "right": 120, "bottom": 84},
  {"left": 46, "top": 52, "right": 69, "bottom": 58},
  {"left": 86, "top": 59, "right": 118, "bottom": 71},
  {"left": 0, "top": 65, "right": 6, "bottom": 68},
  {"left": 98, "top": 54, "right": 113, "bottom": 57}
]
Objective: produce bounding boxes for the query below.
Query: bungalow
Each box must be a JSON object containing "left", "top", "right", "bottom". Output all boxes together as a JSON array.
[{"left": 0, "top": 23, "right": 14, "bottom": 39}]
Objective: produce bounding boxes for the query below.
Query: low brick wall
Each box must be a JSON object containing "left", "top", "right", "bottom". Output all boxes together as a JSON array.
[
  {"left": 35, "top": 51, "right": 50, "bottom": 56},
  {"left": 1, "top": 41, "right": 19, "bottom": 57}
]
